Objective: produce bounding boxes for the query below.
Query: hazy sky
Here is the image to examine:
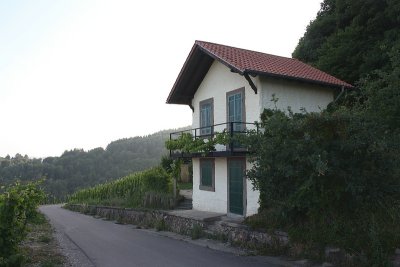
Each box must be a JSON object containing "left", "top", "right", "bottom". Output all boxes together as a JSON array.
[{"left": 0, "top": 0, "right": 321, "bottom": 158}]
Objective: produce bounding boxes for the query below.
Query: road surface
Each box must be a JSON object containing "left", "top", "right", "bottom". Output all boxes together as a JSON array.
[{"left": 40, "top": 205, "right": 284, "bottom": 267}]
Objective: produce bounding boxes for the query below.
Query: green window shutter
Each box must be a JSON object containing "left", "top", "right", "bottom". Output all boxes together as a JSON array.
[
  {"left": 200, "top": 101, "right": 213, "bottom": 136},
  {"left": 200, "top": 159, "right": 214, "bottom": 189},
  {"left": 228, "top": 92, "right": 243, "bottom": 132}
]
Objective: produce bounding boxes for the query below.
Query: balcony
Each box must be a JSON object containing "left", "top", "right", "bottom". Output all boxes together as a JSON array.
[{"left": 168, "top": 122, "right": 258, "bottom": 159}]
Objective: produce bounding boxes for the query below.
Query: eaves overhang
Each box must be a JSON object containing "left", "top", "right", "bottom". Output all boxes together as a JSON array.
[
  {"left": 166, "top": 41, "right": 354, "bottom": 106},
  {"left": 166, "top": 44, "right": 214, "bottom": 105},
  {"left": 246, "top": 69, "right": 354, "bottom": 90}
]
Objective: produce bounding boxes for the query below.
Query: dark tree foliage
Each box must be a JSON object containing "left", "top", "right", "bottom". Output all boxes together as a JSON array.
[
  {"left": 245, "top": 27, "right": 400, "bottom": 264},
  {"left": 293, "top": 0, "right": 400, "bottom": 84},
  {"left": 0, "top": 127, "right": 188, "bottom": 200},
  {"left": 357, "top": 43, "right": 400, "bottom": 130},
  {"left": 246, "top": 104, "right": 400, "bottom": 264}
]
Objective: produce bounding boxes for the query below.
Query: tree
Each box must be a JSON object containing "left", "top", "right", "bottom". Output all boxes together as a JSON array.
[
  {"left": 358, "top": 43, "right": 400, "bottom": 130},
  {"left": 244, "top": 3, "right": 400, "bottom": 262},
  {"left": 293, "top": 0, "right": 400, "bottom": 84}
]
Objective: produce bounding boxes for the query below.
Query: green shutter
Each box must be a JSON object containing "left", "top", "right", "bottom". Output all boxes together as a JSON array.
[
  {"left": 229, "top": 159, "right": 244, "bottom": 215},
  {"left": 200, "top": 102, "right": 212, "bottom": 135},
  {"left": 200, "top": 159, "right": 213, "bottom": 188},
  {"left": 228, "top": 92, "right": 243, "bottom": 132}
]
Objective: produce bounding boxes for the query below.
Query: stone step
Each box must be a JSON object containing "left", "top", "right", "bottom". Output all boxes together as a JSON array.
[
  {"left": 175, "top": 198, "right": 193, "bottom": 210},
  {"left": 176, "top": 203, "right": 193, "bottom": 209},
  {"left": 175, "top": 206, "right": 193, "bottom": 210}
]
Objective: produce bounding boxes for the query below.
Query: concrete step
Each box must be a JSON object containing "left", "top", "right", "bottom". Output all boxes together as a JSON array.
[{"left": 175, "top": 206, "right": 193, "bottom": 210}]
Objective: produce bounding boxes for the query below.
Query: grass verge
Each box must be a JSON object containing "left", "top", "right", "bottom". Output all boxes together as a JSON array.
[
  {"left": 178, "top": 182, "right": 192, "bottom": 190},
  {"left": 20, "top": 212, "right": 66, "bottom": 267}
]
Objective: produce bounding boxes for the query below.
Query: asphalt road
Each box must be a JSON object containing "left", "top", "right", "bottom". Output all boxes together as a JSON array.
[{"left": 40, "top": 205, "right": 282, "bottom": 267}]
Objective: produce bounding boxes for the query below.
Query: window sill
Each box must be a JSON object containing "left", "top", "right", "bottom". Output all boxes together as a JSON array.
[{"left": 199, "top": 185, "right": 215, "bottom": 192}]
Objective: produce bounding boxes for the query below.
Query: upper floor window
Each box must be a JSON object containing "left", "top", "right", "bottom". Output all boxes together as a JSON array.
[
  {"left": 199, "top": 98, "right": 214, "bottom": 136},
  {"left": 227, "top": 88, "right": 245, "bottom": 132}
]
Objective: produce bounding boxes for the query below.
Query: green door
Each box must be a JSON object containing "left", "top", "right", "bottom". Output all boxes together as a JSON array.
[{"left": 228, "top": 159, "right": 245, "bottom": 215}]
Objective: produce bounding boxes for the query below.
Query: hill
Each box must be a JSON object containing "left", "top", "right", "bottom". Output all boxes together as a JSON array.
[
  {"left": 0, "top": 127, "right": 189, "bottom": 200},
  {"left": 292, "top": 0, "right": 399, "bottom": 85}
]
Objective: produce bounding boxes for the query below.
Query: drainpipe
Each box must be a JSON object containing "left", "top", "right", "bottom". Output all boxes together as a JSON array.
[{"left": 333, "top": 86, "right": 345, "bottom": 103}]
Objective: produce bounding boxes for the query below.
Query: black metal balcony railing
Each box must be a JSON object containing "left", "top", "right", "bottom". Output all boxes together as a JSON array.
[{"left": 169, "top": 122, "right": 258, "bottom": 158}]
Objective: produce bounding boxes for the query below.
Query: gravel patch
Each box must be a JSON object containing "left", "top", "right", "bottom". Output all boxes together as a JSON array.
[{"left": 51, "top": 225, "right": 95, "bottom": 267}]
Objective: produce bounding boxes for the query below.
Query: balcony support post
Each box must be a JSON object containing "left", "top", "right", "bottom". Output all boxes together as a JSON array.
[
  {"left": 230, "top": 122, "right": 234, "bottom": 154},
  {"left": 244, "top": 73, "right": 258, "bottom": 94}
]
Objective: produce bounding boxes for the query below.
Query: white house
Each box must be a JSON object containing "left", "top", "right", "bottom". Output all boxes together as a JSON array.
[{"left": 166, "top": 41, "right": 352, "bottom": 217}]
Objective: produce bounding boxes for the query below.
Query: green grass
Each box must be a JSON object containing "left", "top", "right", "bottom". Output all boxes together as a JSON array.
[{"left": 178, "top": 182, "right": 193, "bottom": 190}]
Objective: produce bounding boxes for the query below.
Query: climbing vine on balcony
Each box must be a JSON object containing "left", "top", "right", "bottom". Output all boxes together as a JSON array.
[{"left": 165, "top": 132, "right": 230, "bottom": 154}]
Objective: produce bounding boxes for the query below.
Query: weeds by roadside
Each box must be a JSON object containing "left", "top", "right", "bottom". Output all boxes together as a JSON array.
[{"left": 20, "top": 212, "right": 65, "bottom": 267}]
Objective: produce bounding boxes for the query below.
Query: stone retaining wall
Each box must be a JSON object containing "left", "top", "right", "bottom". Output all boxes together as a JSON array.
[
  {"left": 64, "top": 204, "right": 281, "bottom": 249},
  {"left": 64, "top": 204, "right": 400, "bottom": 266},
  {"left": 209, "top": 221, "right": 288, "bottom": 250},
  {"left": 65, "top": 204, "right": 206, "bottom": 236}
]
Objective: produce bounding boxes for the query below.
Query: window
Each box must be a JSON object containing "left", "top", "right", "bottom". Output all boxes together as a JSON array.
[
  {"left": 200, "top": 158, "right": 215, "bottom": 191},
  {"left": 199, "top": 98, "right": 213, "bottom": 136},
  {"left": 227, "top": 88, "right": 245, "bottom": 132}
]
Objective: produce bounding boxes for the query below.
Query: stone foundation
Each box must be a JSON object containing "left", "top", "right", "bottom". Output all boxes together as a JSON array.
[
  {"left": 65, "top": 204, "right": 206, "bottom": 236},
  {"left": 64, "top": 204, "right": 400, "bottom": 266},
  {"left": 64, "top": 204, "right": 281, "bottom": 249},
  {"left": 209, "top": 220, "right": 288, "bottom": 250}
]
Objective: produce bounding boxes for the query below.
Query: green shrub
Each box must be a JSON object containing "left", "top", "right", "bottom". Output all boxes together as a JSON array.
[
  {"left": 0, "top": 180, "right": 45, "bottom": 266},
  {"left": 160, "top": 155, "right": 173, "bottom": 174},
  {"left": 141, "top": 167, "right": 171, "bottom": 193},
  {"left": 245, "top": 107, "right": 400, "bottom": 265}
]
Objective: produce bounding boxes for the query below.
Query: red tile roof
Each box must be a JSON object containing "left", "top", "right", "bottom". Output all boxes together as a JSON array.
[
  {"left": 196, "top": 40, "right": 353, "bottom": 88},
  {"left": 166, "top": 41, "right": 353, "bottom": 105}
]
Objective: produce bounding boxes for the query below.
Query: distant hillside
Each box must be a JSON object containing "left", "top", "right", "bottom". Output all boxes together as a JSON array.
[{"left": 0, "top": 127, "right": 189, "bottom": 199}]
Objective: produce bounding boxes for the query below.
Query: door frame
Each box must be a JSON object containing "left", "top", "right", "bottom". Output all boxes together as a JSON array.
[{"left": 227, "top": 157, "right": 246, "bottom": 217}]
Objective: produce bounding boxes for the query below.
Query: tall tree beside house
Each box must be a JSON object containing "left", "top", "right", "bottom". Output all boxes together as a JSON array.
[
  {"left": 293, "top": 0, "right": 400, "bottom": 85},
  {"left": 242, "top": 1, "right": 400, "bottom": 264},
  {"left": 245, "top": 45, "right": 400, "bottom": 264}
]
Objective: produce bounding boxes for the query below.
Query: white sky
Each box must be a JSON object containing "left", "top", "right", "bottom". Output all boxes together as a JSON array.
[{"left": 0, "top": 0, "right": 321, "bottom": 158}]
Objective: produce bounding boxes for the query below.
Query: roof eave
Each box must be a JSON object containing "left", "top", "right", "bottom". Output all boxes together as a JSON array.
[
  {"left": 166, "top": 43, "right": 198, "bottom": 104},
  {"left": 166, "top": 44, "right": 214, "bottom": 105},
  {"left": 167, "top": 41, "right": 354, "bottom": 106},
  {"left": 196, "top": 44, "right": 244, "bottom": 74},
  {"left": 246, "top": 70, "right": 354, "bottom": 90}
]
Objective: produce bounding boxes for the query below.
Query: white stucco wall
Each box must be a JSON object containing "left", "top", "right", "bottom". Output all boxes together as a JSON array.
[
  {"left": 246, "top": 161, "right": 260, "bottom": 216},
  {"left": 190, "top": 61, "right": 335, "bottom": 217},
  {"left": 260, "top": 77, "right": 335, "bottom": 113},
  {"left": 192, "top": 157, "right": 228, "bottom": 213},
  {"left": 192, "top": 157, "right": 260, "bottom": 216},
  {"left": 190, "top": 60, "right": 261, "bottom": 216},
  {"left": 191, "top": 61, "right": 260, "bottom": 129}
]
